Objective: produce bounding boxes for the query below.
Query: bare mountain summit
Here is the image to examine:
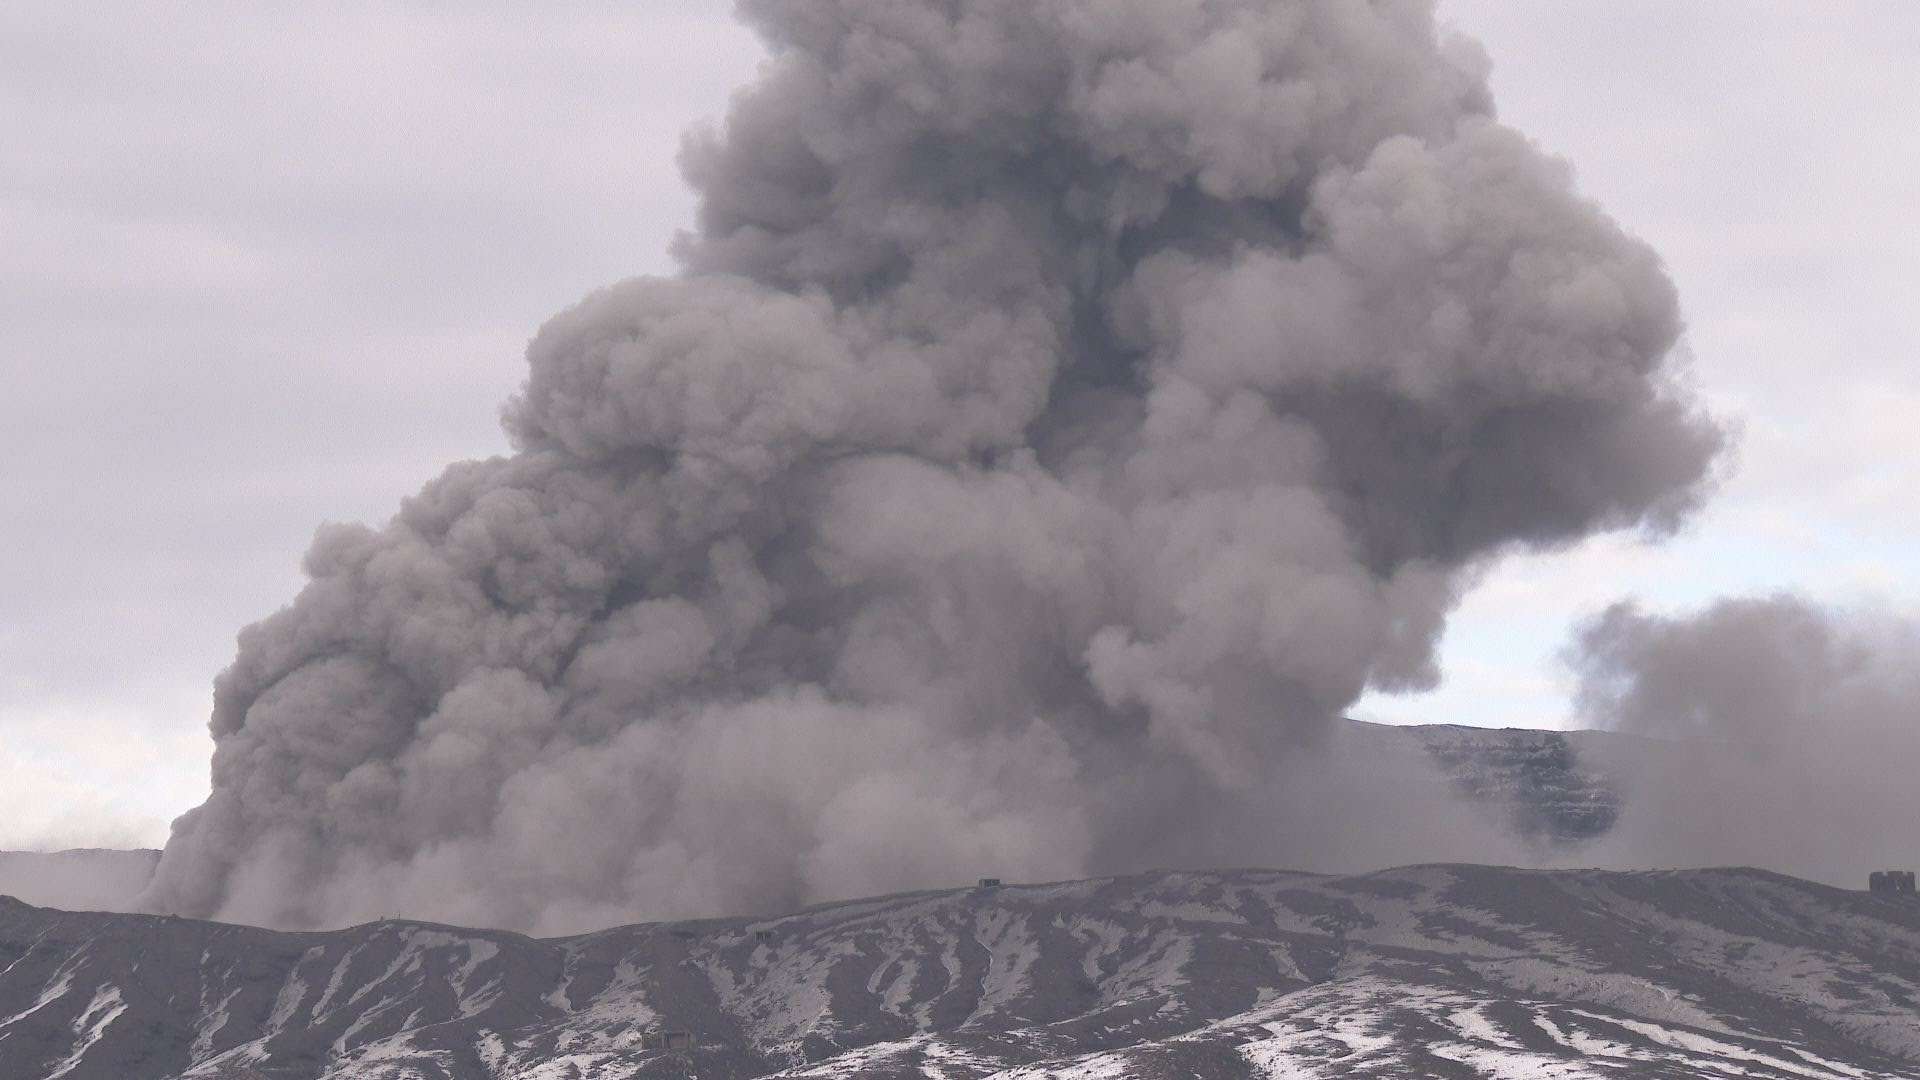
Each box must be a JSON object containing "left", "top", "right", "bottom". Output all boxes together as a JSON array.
[{"left": 4, "top": 864, "right": 1918, "bottom": 1079}]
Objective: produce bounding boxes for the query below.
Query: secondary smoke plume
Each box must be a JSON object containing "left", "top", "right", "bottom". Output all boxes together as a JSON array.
[
  {"left": 144, "top": 0, "right": 1722, "bottom": 932},
  {"left": 1568, "top": 596, "right": 1920, "bottom": 886}
]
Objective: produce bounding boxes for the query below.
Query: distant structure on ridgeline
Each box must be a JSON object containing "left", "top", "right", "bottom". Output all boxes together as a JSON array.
[
  {"left": 1869, "top": 870, "right": 1916, "bottom": 895},
  {"left": 639, "top": 1030, "right": 695, "bottom": 1052}
]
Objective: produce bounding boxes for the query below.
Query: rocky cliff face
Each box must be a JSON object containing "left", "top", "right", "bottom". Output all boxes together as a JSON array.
[
  {"left": 1372, "top": 722, "right": 1628, "bottom": 843},
  {"left": 4, "top": 864, "right": 1918, "bottom": 1079}
]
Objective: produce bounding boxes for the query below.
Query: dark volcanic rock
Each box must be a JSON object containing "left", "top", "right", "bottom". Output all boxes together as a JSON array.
[
  {"left": 1397, "top": 723, "right": 1625, "bottom": 841},
  {"left": 1324, "top": 721, "right": 1633, "bottom": 851},
  {"left": 4, "top": 867, "right": 1919, "bottom": 1078}
]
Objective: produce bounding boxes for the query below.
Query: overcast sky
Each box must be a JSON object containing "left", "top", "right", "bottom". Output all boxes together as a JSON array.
[{"left": 3, "top": 3, "right": 1916, "bottom": 851}]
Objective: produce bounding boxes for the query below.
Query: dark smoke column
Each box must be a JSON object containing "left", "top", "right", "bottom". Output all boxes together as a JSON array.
[{"left": 146, "top": 0, "right": 1723, "bottom": 933}]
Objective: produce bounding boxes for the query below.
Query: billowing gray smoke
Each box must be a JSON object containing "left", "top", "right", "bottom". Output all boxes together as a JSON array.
[
  {"left": 1568, "top": 596, "right": 1920, "bottom": 886},
  {"left": 144, "top": 0, "right": 1723, "bottom": 932}
]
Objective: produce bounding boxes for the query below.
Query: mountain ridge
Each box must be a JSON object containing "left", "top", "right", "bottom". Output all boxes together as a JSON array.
[{"left": 5, "top": 862, "right": 1919, "bottom": 1079}]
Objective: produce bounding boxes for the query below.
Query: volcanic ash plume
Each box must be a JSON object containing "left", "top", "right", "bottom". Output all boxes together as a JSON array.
[
  {"left": 144, "top": 0, "right": 1723, "bottom": 932},
  {"left": 1568, "top": 596, "right": 1920, "bottom": 886}
]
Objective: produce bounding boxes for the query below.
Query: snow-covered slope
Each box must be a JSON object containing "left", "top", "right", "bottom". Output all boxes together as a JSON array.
[{"left": 5, "top": 865, "right": 1918, "bottom": 1078}]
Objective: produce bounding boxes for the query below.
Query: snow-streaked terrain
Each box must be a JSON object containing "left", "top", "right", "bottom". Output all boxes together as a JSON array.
[{"left": 4, "top": 864, "right": 1918, "bottom": 1078}]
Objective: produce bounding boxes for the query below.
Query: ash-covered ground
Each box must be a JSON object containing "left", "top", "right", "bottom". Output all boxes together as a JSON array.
[{"left": 4, "top": 862, "right": 1918, "bottom": 1079}]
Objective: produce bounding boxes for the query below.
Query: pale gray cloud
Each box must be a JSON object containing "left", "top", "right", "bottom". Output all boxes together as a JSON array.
[
  {"left": 4, "top": 2, "right": 1915, "bottom": 922},
  {"left": 1358, "top": 0, "right": 1920, "bottom": 730},
  {"left": 1567, "top": 595, "right": 1920, "bottom": 884},
  {"left": 0, "top": 2, "right": 762, "bottom": 847},
  {"left": 131, "top": 0, "right": 1717, "bottom": 933}
]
